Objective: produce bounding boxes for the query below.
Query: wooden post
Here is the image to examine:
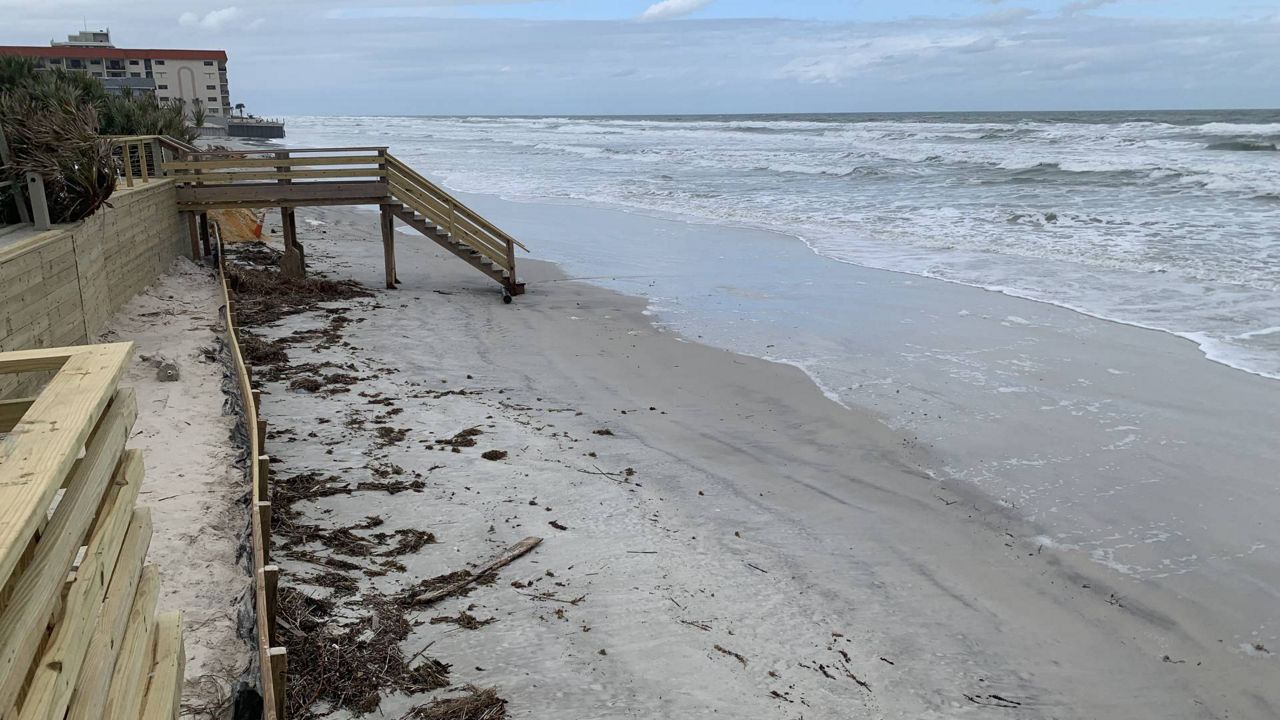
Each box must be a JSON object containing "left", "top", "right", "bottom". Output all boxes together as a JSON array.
[
  {"left": 256, "top": 418, "right": 267, "bottom": 451},
  {"left": 0, "top": 127, "right": 31, "bottom": 223},
  {"left": 256, "top": 501, "right": 272, "bottom": 561},
  {"left": 184, "top": 211, "right": 200, "bottom": 259},
  {"left": 199, "top": 212, "right": 211, "bottom": 257},
  {"left": 251, "top": 389, "right": 261, "bottom": 415},
  {"left": 122, "top": 143, "right": 133, "bottom": 188},
  {"left": 280, "top": 207, "right": 305, "bottom": 279},
  {"left": 25, "top": 173, "right": 50, "bottom": 230},
  {"left": 261, "top": 565, "right": 279, "bottom": 643},
  {"left": 149, "top": 139, "right": 163, "bottom": 176},
  {"left": 256, "top": 454, "right": 270, "bottom": 500},
  {"left": 268, "top": 647, "right": 287, "bottom": 719},
  {"left": 379, "top": 204, "right": 397, "bottom": 289}
]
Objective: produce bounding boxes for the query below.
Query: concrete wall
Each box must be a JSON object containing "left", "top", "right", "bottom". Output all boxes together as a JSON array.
[{"left": 0, "top": 179, "right": 186, "bottom": 396}]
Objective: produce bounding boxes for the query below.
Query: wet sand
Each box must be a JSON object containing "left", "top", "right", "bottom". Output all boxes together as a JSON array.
[{"left": 250, "top": 204, "right": 1276, "bottom": 719}]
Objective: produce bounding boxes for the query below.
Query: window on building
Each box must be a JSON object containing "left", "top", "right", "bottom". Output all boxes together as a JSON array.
[
  {"left": 158, "top": 95, "right": 169, "bottom": 101},
  {"left": 69, "top": 59, "right": 84, "bottom": 68},
  {"left": 207, "top": 97, "right": 218, "bottom": 102},
  {"left": 129, "top": 59, "right": 139, "bottom": 65},
  {"left": 130, "top": 72, "right": 141, "bottom": 78},
  {"left": 208, "top": 108, "right": 219, "bottom": 114},
  {"left": 157, "top": 84, "right": 168, "bottom": 89},
  {"left": 206, "top": 84, "right": 216, "bottom": 90},
  {"left": 203, "top": 60, "right": 214, "bottom": 66},
  {"left": 154, "top": 60, "right": 165, "bottom": 65},
  {"left": 49, "top": 58, "right": 62, "bottom": 64}
]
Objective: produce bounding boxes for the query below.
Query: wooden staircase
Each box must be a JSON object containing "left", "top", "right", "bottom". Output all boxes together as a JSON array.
[
  {"left": 160, "top": 145, "right": 528, "bottom": 300},
  {"left": 387, "top": 204, "right": 524, "bottom": 294}
]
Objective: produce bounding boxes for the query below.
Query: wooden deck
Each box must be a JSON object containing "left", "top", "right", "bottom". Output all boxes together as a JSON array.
[{"left": 160, "top": 146, "right": 527, "bottom": 298}]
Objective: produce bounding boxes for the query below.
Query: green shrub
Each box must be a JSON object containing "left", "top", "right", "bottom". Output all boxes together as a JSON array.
[{"left": 0, "top": 58, "right": 195, "bottom": 223}]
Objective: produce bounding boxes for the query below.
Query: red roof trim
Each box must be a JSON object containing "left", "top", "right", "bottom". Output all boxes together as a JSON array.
[{"left": 0, "top": 46, "right": 227, "bottom": 62}]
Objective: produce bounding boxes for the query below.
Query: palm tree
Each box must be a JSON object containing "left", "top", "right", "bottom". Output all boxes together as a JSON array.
[
  {"left": 234, "top": 102, "right": 245, "bottom": 117},
  {"left": 191, "top": 98, "right": 206, "bottom": 129}
]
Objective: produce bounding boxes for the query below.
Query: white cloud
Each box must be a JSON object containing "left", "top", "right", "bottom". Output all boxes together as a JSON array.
[
  {"left": 639, "top": 0, "right": 713, "bottom": 21},
  {"left": 1061, "top": 0, "right": 1119, "bottom": 16},
  {"left": 178, "top": 6, "right": 246, "bottom": 31}
]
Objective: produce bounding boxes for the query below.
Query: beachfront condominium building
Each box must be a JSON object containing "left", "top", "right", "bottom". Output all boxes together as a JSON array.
[{"left": 0, "top": 30, "right": 232, "bottom": 123}]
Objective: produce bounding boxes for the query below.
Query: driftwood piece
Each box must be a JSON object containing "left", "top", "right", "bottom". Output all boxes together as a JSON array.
[{"left": 413, "top": 536, "right": 542, "bottom": 605}]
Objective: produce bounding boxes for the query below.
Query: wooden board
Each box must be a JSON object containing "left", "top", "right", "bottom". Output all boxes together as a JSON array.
[
  {"left": 0, "top": 390, "right": 137, "bottom": 712},
  {"left": 56, "top": 519, "right": 151, "bottom": 720},
  {"left": 98, "top": 566, "right": 160, "bottom": 720},
  {"left": 178, "top": 168, "right": 385, "bottom": 184},
  {"left": 164, "top": 155, "right": 381, "bottom": 170},
  {"left": 0, "top": 343, "right": 133, "bottom": 594},
  {"left": 138, "top": 611, "right": 184, "bottom": 720},
  {"left": 16, "top": 497, "right": 150, "bottom": 720}
]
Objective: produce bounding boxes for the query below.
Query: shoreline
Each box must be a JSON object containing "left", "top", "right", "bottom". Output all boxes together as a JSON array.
[
  {"left": 441, "top": 182, "right": 1280, "bottom": 384},
  {"left": 246, "top": 202, "right": 1276, "bottom": 718}
]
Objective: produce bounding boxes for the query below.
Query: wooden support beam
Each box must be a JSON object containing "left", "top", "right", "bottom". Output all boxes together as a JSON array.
[
  {"left": 184, "top": 211, "right": 200, "bottom": 260},
  {"left": 380, "top": 204, "right": 397, "bottom": 289},
  {"left": 279, "top": 207, "right": 306, "bottom": 279},
  {"left": 256, "top": 501, "right": 272, "bottom": 562},
  {"left": 261, "top": 565, "right": 279, "bottom": 644},
  {"left": 268, "top": 647, "right": 288, "bottom": 720},
  {"left": 199, "top": 212, "right": 211, "bottom": 258},
  {"left": 256, "top": 454, "right": 270, "bottom": 501},
  {"left": 26, "top": 172, "right": 50, "bottom": 230}
]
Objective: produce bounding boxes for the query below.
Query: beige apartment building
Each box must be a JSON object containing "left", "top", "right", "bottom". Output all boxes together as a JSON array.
[{"left": 0, "top": 31, "right": 232, "bottom": 124}]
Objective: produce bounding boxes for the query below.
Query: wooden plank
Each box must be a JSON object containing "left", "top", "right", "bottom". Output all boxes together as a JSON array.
[
  {"left": 139, "top": 611, "right": 184, "bottom": 720},
  {"left": 179, "top": 168, "right": 385, "bottom": 185},
  {"left": 185, "top": 145, "right": 387, "bottom": 155},
  {"left": 0, "top": 389, "right": 138, "bottom": 712},
  {"left": 268, "top": 647, "right": 287, "bottom": 720},
  {"left": 164, "top": 155, "right": 382, "bottom": 171},
  {"left": 0, "top": 397, "right": 33, "bottom": 433},
  {"left": 98, "top": 567, "right": 160, "bottom": 720},
  {"left": 61, "top": 539, "right": 152, "bottom": 720},
  {"left": 176, "top": 181, "right": 388, "bottom": 206},
  {"left": 17, "top": 496, "right": 150, "bottom": 720},
  {"left": 0, "top": 343, "right": 133, "bottom": 594}
]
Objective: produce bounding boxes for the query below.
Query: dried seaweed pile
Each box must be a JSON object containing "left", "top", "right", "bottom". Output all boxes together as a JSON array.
[
  {"left": 278, "top": 588, "right": 451, "bottom": 719},
  {"left": 226, "top": 243, "right": 371, "bottom": 326},
  {"left": 401, "top": 686, "right": 507, "bottom": 720}
]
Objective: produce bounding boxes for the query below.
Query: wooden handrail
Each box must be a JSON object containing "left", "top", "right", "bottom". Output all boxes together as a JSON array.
[
  {"left": 183, "top": 146, "right": 388, "bottom": 156},
  {"left": 384, "top": 155, "right": 529, "bottom": 253}
]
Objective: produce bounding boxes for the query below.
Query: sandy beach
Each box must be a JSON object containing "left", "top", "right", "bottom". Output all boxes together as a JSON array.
[{"left": 233, "top": 201, "right": 1277, "bottom": 719}]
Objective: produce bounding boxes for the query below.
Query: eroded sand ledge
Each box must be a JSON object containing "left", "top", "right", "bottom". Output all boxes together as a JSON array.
[{"left": 234, "top": 205, "right": 1274, "bottom": 719}]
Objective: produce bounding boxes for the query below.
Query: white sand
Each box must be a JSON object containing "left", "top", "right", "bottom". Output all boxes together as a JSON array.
[
  {"left": 241, "top": 205, "right": 1277, "bottom": 720},
  {"left": 100, "top": 258, "right": 249, "bottom": 716}
]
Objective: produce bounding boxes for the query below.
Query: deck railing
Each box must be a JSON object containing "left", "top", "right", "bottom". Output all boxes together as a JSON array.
[
  {"left": 105, "top": 135, "right": 199, "bottom": 188},
  {"left": 384, "top": 154, "right": 528, "bottom": 278},
  {"left": 162, "top": 147, "right": 526, "bottom": 285}
]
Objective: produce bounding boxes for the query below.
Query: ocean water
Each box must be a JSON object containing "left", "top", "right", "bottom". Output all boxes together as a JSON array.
[{"left": 286, "top": 110, "right": 1280, "bottom": 379}]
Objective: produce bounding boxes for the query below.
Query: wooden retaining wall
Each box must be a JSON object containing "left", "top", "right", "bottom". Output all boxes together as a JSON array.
[
  {"left": 0, "top": 342, "right": 184, "bottom": 720},
  {"left": 215, "top": 237, "right": 287, "bottom": 719},
  {"left": 0, "top": 180, "right": 187, "bottom": 399}
]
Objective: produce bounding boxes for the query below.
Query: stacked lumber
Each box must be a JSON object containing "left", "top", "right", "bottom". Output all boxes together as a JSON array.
[{"left": 0, "top": 342, "right": 184, "bottom": 720}]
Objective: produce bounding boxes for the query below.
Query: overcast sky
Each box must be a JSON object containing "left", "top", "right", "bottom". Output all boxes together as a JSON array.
[{"left": 3, "top": 0, "right": 1277, "bottom": 115}]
